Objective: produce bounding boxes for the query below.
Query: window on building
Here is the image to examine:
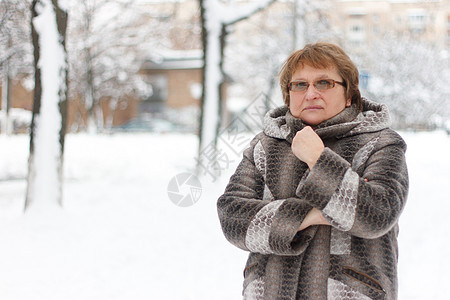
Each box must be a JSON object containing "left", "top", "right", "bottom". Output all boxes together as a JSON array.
[
  {"left": 347, "top": 20, "right": 366, "bottom": 47},
  {"left": 447, "top": 15, "right": 450, "bottom": 45},
  {"left": 351, "top": 25, "right": 364, "bottom": 33},
  {"left": 140, "top": 74, "right": 168, "bottom": 114},
  {"left": 408, "top": 11, "right": 427, "bottom": 35},
  {"left": 147, "top": 74, "right": 168, "bottom": 103},
  {"left": 372, "top": 13, "right": 379, "bottom": 23}
]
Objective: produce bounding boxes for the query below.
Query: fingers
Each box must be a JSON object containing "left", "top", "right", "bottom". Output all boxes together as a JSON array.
[
  {"left": 291, "top": 127, "right": 324, "bottom": 169},
  {"left": 294, "top": 126, "right": 319, "bottom": 142}
]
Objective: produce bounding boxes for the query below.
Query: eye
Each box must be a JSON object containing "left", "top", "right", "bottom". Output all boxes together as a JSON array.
[
  {"left": 315, "top": 79, "right": 333, "bottom": 90},
  {"left": 293, "top": 81, "right": 308, "bottom": 88}
]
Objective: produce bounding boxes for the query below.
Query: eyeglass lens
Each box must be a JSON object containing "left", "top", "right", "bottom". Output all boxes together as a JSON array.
[{"left": 290, "top": 79, "right": 335, "bottom": 92}]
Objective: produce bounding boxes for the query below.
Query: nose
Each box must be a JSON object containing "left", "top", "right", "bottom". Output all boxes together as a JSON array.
[{"left": 304, "top": 84, "right": 320, "bottom": 100}]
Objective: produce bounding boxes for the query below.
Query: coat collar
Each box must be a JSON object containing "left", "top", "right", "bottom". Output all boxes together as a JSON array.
[{"left": 263, "top": 98, "right": 391, "bottom": 143}]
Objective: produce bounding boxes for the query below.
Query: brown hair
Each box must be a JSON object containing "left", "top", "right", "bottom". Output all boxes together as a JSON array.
[{"left": 279, "top": 42, "right": 362, "bottom": 111}]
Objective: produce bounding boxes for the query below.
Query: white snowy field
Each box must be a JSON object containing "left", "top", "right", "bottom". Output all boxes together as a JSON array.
[{"left": 0, "top": 130, "right": 449, "bottom": 300}]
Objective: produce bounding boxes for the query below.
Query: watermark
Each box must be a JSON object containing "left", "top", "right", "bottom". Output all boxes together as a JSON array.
[
  {"left": 197, "top": 92, "right": 279, "bottom": 182},
  {"left": 167, "top": 172, "right": 202, "bottom": 207},
  {"left": 167, "top": 92, "right": 279, "bottom": 207}
]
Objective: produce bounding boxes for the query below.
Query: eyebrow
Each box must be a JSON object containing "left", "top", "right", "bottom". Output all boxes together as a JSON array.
[{"left": 291, "top": 74, "right": 330, "bottom": 81}]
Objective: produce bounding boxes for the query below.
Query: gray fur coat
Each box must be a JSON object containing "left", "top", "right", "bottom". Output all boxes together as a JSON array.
[{"left": 217, "top": 98, "right": 408, "bottom": 299}]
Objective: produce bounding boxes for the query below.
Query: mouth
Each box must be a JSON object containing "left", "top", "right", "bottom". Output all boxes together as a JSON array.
[{"left": 303, "top": 105, "right": 323, "bottom": 111}]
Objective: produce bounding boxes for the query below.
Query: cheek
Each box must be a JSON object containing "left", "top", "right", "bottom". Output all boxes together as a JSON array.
[
  {"left": 331, "top": 91, "right": 349, "bottom": 109},
  {"left": 289, "top": 93, "right": 302, "bottom": 106}
]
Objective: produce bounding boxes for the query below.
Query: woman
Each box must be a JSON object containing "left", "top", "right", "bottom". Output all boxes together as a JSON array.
[{"left": 217, "top": 42, "right": 408, "bottom": 299}]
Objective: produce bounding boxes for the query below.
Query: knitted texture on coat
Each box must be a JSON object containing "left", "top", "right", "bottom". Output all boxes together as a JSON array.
[{"left": 217, "top": 98, "right": 409, "bottom": 299}]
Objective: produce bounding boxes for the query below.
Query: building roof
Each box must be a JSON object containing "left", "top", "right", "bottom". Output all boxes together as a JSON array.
[{"left": 143, "top": 49, "right": 203, "bottom": 70}]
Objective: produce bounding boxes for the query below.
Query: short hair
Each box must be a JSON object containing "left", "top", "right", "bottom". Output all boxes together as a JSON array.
[{"left": 279, "top": 42, "right": 362, "bottom": 111}]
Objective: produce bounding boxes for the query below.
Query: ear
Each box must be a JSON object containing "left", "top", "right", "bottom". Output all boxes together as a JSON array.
[{"left": 345, "top": 98, "right": 351, "bottom": 107}]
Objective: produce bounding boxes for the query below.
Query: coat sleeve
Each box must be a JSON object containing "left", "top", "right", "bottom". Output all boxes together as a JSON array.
[
  {"left": 296, "top": 130, "right": 409, "bottom": 239},
  {"left": 217, "top": 135, "right": 318, "bottom": 256}
]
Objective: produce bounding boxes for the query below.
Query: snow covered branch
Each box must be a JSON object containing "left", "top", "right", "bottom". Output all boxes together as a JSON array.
[
  {"left": 223, "top": 0, "right": 277, "bottom": 26},
  {"left": 203, "top": 0, "right": 276, "bottom": 27}
]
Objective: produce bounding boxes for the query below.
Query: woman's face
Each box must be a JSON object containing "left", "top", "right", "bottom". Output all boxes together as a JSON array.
[{"left": 289, "top": 64, "right": 351, "bottom": 125}]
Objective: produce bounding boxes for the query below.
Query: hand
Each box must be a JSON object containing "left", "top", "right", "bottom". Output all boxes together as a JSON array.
[
  {"left": 298, "top": 208, "right": 330, "bottom": 231},
  {"left": 291, "top": 126, "right": 324, "bottom": 169}
]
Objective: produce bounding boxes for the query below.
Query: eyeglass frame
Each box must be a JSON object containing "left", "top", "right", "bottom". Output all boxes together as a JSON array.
[{"left": 288, "top": 79, "right": 346, "bottom": 92}]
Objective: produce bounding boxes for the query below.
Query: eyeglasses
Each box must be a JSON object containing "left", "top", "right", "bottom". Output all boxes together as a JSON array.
[{"left": 288, "top": 79, "right": 346, "bottom": 92}]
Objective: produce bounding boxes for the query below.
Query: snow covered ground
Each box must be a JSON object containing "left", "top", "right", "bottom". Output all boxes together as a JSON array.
[{"left": 0, "top": 130, "right": 449, "bottom": 299}]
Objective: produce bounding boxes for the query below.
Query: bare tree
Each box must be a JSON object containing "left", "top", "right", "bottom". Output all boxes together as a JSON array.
[
  {"left": 0, "top": 0, "right": 33, "bottom": 135},
  {"left": 358, "top": 34, "right": 450, "bottom": 130},
  {"left": 25, "top": 0, "right": 68, "bottom": 211},
  {"left": 197, "top": 0, "right": 277, "bottom": 171},
  {"left": 224, "top": 0, "right": 336, "bottom": 113},
  {"left": 67, "top": 0, "right": 174, "bottom": 132}
]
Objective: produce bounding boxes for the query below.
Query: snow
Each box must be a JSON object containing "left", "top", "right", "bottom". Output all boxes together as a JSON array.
[
  {"left": 397, "top": 130, "right": 450, "bottom": 299},
  {"left": 0, "top": 130, "right": 449, "bottom": 299}
]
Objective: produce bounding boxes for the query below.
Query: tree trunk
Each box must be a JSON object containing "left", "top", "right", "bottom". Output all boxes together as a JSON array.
[
  {"left": 1, "top": 33, "right": 13, "bottom": 136},
  {"left": 293, "top": 0, "right": 306, "bottom": 51},
  {"left": 198, "top": 0, "right": 221, "bottom": 152},
  {"left": 25, "top": 0, "right": 68, "bottom": 211},
  {"left": 1, "top": 70, "right": 11, "bottom": 135},
  {"left": 196, "top": 0, "right": 276, "bottom": 179}
]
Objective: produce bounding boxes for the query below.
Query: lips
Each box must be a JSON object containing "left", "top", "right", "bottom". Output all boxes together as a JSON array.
[{"left": 303, "top": 105, "right": 323, "bottom": 111}]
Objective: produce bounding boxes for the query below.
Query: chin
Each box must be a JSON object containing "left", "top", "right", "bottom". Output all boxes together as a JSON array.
[
  {"left": 300, "top": 114, "right": 325, "bottom": 126},
  {"left": 303, "top": 120, "right": 322, "bottom": 126}
]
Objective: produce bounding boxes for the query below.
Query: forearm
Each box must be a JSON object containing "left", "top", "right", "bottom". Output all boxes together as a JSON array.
[
  {"left": 297, "top": 139, "right": 408, "bottom": 238},
  {"left": 218, "top": 146, "right": 316, "bottom": 255}
]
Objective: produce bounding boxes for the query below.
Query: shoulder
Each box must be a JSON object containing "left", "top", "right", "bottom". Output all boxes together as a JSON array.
[
  {"left": 248, "top": 131, "right": 285, "bottom": 146},
  {"left": 376, "top": 129, "right": 407, "bottom": 151},
  {"left": 243, "top": 132, "right": 266, "bottom": 160},
  {"left": 244, "top": 131, "right": 289, "bottom": 160}
]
